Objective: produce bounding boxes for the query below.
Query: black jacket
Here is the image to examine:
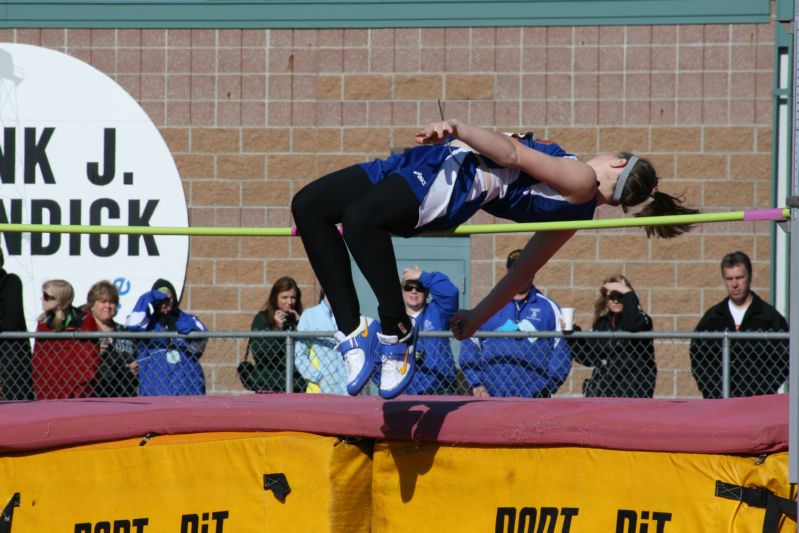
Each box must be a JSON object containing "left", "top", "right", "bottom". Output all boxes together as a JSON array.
[
  {"left": 0, "top": 269, "right": 34, "bottom": 400},
  {"left": 568, "top": 291, "right": 656, "bottom": 398},
  {"left": 689, "top": 291, "right": 788, "bottom": 399}
]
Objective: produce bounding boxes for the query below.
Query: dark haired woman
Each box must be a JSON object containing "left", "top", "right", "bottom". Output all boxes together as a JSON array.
[
  {"left": 292, "top": 118, "right": 696, "bottom": 399},
  {"left": 240, "top": 276, "right": 307, "bottom": 393}
]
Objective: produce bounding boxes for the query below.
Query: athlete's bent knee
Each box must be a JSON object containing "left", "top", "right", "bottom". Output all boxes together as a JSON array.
[{"left": 291, "top": 186, "right": 315, "bottom": 224}]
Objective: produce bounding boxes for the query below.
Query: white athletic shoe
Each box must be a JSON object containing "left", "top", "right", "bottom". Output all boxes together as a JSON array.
[
  {"left": 377, "top": 331, "right": 417, "bottom": 399},
  {"left": 335, "top": 317, "right": 379, "bottom": 396}
]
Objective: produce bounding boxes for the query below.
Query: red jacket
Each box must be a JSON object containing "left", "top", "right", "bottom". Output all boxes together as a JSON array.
[{"left": 32, "top": 309, "right": 100, "bottom": 399}]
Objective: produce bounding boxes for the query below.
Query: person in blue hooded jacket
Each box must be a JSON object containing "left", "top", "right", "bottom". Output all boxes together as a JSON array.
[
  {"left": 382, "top": 267, "right": 459, "bottom": 395},
  {"left": 125, "top": 279, "right": 208, "bottom": 396},
  {"left": 459, "top": 250, "right": 571, "bottom": 398}
]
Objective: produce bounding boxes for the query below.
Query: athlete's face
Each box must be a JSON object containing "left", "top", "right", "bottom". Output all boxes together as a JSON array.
[
  {"left": 586, "top": 154, "right": 631, "bottom": 204},
  {"left": 587, "top": 153, "right": 617, "bottom": 167},
  {"left": 588, "top": 153, "right": 629, "bottom": 171}
]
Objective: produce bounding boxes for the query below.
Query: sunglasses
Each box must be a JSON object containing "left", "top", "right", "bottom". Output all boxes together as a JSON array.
[
  {"left": 42, "top": 292, "right": 56, "bottom": 302},
  {"left": 403, "top": 284, "right": 425, "bottom": 293},
  {"left": 605, "top": 291, "right": 623, "bottom": 302}
]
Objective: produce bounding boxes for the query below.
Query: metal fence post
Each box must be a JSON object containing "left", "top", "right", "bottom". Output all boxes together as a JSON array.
[
  {"left": 285, "top": 334, "right": 295, "bottom": 393},
  {"left": 721, "top": 333, "right": 731, "bottom": 399}
]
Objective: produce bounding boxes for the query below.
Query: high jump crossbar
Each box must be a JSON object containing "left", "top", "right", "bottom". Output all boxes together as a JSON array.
[{"left": 0, "top": 208, "right": 787, "bottom": 237}]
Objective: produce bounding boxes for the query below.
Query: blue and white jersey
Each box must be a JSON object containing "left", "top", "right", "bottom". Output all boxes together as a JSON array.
[{"left": 357, "top": 134, "right": 597, "bottom": 235}]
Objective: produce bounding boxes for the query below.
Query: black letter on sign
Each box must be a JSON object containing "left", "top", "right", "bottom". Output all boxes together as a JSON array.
[
  {"left": 652, "top": 512, "right": 672, "bottom": 533},
  {"left": 87, "top": 128, "right": 116, "bottom": 186},
  {"left": 112, "top": 519, "right": 131, "bottom": 533},
  {"left": 31, "top": 199, "right": 61, "bottom": 255},
  {"left": 180, "top": 514, "right": 199, "bottom": 533},
  {"left": 74, "top": 524, "right": 92, "bottom": 533},
  {"left": 616, "top": 510, "right": 637, "bottom": 533},
  {"left": 518, "top": 507, "right": 537, "bottom": 532},
  {"left": 89, "top": 199, "right": 120, "bottom": 257},
  {"left": 495, "top": 507, "right": 516, "bottom": 533},
  {"left": 538, "top": 507, "right": 559, "bottom": 533},
  {"left": 128, "top": 199, "right": 159, "bottom": 256},
  {"left": 24, "top": 127, "right": 55, "bottom": 184},
  {"left": 131, "top": 518, "right": 149, "bottom": 533},
  {"left": 0, "top": 127, "right": 15, "bottom": 184},
  {"left": 0, "top": 198, "right": 22, "bottom": 255},
  {"left": 94, "top": 522, "right": 111, "bottom": 533},
  {"left": 211, "top": 511, "right": 229, "bottom": 533},
  {"left": 69, "top": 199, "right": 82, "bottom": 256},
  {"left": 560, "top": 508, "right": 579, "bottom": 532}
]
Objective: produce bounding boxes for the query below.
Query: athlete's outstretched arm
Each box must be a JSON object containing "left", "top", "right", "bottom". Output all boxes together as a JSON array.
[
  {"left": 416, "top": 119, "right": 595, "bottom": 201},
  {"left": 450, "top": 230, "right": 575, "bottom": 340}
]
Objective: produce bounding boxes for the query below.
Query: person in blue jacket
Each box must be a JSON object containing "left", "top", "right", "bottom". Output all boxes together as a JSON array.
[
  {"left": 459, "top": 250, "right": 571, "bottom": 398},
  {"left": 291, "top": 118, "right": 695, "bottom": 399},
  {"left": 125, "top": 279, "right": 208, "bottom": 396},
  {"left": 294, "top": 291, "right": 348, "bottom": 395},
  {"left": 389, "top": 267, "right": 458, "bottom": 395}
]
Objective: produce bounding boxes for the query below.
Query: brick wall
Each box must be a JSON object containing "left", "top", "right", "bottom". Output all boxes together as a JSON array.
[{"left": 2, "top": 23, "right": 777, "bottom": 396}]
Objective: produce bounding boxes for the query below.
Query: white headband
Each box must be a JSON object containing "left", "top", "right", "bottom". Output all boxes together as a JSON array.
[{"left": 611, "top": 155, "right": 639, "bottom": 205}]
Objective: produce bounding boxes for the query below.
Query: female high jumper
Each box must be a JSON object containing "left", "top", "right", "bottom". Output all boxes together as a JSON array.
[{"left": 291, "top": 119, "right": 696, "bottom": 399}]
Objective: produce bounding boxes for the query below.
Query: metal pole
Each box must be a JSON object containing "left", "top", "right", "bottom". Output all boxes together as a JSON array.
[
  {"left": 285, "top": 335, "right": 295, "bottom": 393},
  {"left": 721, "top": 334, "right": 731, "bottom": 399},
  {"left": 788, "top": 0, "right": 799, "bottom": 485}
]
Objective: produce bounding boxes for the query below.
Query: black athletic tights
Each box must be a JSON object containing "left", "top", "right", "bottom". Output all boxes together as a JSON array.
[{"left": 291, "top": 166, "right": 420, "bottom": 337}]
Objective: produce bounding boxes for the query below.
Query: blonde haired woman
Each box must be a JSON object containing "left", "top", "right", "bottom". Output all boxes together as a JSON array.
[{"left": 32, "top": 279, "right": 99, "bottom": 399}]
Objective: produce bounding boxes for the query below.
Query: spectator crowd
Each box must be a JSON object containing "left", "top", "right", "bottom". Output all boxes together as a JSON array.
[{"left": 0, "top": 248, "right": 789, "bottom": 400}]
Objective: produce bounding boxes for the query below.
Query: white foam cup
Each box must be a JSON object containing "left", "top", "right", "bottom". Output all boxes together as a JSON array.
[{"left": 561, "top": 307, "right": 575, "bottom": 331}]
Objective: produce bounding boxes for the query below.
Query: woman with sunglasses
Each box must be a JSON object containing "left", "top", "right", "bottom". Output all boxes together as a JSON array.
[
  {"left": 568, "top": 274, "right": 656, "bottom": 398},
  {"left": 292, "top": 118, "right": 695, "bottom": 399},
  {"left": 392, "top": 266, "right": 458, "bottom": 395},
  {"left": 32, "top": 279, "right": 99, "bottom": 399}
]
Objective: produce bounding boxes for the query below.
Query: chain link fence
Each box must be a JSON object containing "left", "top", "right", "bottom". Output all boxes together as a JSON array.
[{"left": 0, "top": 330, "right": 788, "bottom": 401}]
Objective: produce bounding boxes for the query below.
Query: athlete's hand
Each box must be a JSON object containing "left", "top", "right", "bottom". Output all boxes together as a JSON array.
[
  {"left": 450, "top": 308, "right": 479, "bottom": 340},
  {"left": 415, "top": 119, "right": 458, "bottom": 145}
]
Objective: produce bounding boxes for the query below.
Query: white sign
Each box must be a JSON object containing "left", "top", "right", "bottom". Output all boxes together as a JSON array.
[{"left": 0, "top": 43, "right": 189, "bottom": 330}]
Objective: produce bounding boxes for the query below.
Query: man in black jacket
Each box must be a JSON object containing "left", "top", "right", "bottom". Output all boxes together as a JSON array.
[{"left": 690, "top": 251, "right": 788, "bottom": 398}]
